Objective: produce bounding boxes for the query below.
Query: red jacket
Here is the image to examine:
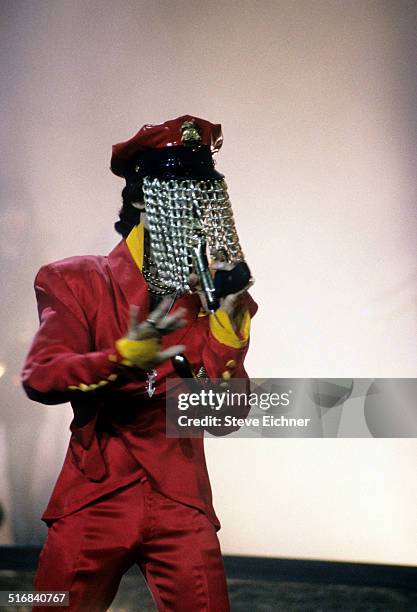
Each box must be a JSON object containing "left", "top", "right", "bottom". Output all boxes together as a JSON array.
[{"left": 22, "top": 239, "right": 257, "bottom": 529}]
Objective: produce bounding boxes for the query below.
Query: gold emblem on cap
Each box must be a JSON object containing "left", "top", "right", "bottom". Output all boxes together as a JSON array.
[{"left": 181, "top": 120, "right": 202, "bottom": 145}]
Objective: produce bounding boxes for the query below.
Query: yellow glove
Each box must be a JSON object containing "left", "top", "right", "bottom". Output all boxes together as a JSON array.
[{"left": 115, "top": 337, "right": 161, "bottom": 370}]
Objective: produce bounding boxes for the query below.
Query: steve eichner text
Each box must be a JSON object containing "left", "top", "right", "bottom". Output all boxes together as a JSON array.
[
  {"left": 177, "top": 389, "right": 292, "bottom": 412},
  {"left": 177, "top": 414, "right": 311, "bottom": 428}
]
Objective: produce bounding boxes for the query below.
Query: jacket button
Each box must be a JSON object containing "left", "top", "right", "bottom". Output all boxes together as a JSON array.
[
  {"left": 222, "top": 370, "right": 232, "bottom": 380},
  {"left": 226, "top": 359, "right": 236, "bottom": 368}
]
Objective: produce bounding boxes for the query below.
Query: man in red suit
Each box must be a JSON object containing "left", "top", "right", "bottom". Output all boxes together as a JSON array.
[{"left": 22, "top": 115, "right": 257, "bottom": 612}]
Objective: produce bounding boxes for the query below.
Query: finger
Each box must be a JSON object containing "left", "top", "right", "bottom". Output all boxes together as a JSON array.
[
  {"left": 195, "top": 289, "right": 209, "bottom": 313},
  {"left": 157, "top": 313, "right": 187, "bottom": 334},
  {"left": 135, "top": 322, "right": 161, "bottom": 340},
  {"left": 220, "top": 280, "right": 255, "bottom": 306},
  {"left": 164, "top": 307, "right": 187, "bottom": 323},
  {"left": 221, "top": 294, "right": 239, "bottom": 313},
  {"left": 220, "top": 289, "right": 249, "bottom": 315},
  {"left": 126, "top": 305, "right": 141, "bottom": 339},
  {"left": 187, "top": 274, "right": 209, "bottom": 311},
  {"left": 211, "top": 261, "right": 234, "bottom": 271},
  {"left": 148, "top": 297, "right": 172, "bottom": 324},
  {"left": 129, "top": 305, "right": 139, "bottom": 330},
  {"left": 154, "top": 345, "right": 186, "bottom": 364},
  {"left": 233, "top": 280, "right": 255, "bottom": 298},
  {"left": 188, "top": 273, "right": 199, "bottom": 290},
  {"left": 157, "top": 318, "right": 188, "bottom": 335},
  {"left": 157, "top": 306, "right": 187, "bottom": 329}
]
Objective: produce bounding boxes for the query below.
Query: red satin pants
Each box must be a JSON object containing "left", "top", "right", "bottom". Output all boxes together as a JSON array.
[{"left": 33, "top": 478, "right": 230, "bottom": 612}]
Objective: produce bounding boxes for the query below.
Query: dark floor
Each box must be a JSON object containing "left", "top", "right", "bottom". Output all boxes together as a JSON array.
[{"left": 1, "top": 569, "right": 417, "bottom": 612}]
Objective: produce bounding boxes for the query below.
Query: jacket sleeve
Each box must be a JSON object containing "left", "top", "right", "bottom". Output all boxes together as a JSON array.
[
  {"left": 201, "top": 292, "right": 258, "bottom": 380},
  {"left": 21, "top": 264, "right": 123, "bottom": 405},
  {"left": 197, "top": 293, "right": 258, "bottom": 436}
]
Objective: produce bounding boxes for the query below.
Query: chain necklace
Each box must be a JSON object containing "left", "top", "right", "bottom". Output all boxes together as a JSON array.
[{"left": 143, "top": 239, "right": 177, "bottom": 295}]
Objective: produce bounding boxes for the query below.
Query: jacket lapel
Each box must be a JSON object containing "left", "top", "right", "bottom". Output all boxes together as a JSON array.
[{"left": 107, "top": 239, "right": 150, "bottom": 322}]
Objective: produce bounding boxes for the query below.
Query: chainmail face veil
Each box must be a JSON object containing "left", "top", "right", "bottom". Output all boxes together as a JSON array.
[{"left": 142, "top": 176, "right": 244, "bottom": 295}]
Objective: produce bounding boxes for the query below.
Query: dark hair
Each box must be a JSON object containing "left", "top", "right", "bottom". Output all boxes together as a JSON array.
[{"left": 114, "top": 179, "right": 143, "bottom": 238}]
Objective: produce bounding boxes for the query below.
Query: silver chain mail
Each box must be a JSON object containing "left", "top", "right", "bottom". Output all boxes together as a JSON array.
[{"left": 142, "top": 177, "right": 244, "bottom": 294}]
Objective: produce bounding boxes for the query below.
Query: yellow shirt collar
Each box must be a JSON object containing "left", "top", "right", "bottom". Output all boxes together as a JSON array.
[{"left": 125, "top": 223, "right": 144, "bottom": 271}]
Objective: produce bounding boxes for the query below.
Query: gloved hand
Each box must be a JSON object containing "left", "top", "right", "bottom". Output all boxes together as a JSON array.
[{"left": 116, "top": 298, "right": 187, "bottom": 370}]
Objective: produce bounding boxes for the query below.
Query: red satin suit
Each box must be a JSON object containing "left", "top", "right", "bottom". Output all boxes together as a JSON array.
[{"left": 22, "top": 238, "right": 257, "bottom": 612}]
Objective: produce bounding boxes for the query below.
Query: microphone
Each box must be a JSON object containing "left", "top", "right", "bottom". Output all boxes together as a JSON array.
[
  {"left": 191, "top": 231, "right": 220, "bottom": 312},
  {"left": 191, "top": 229, "right": 252, "bottom": 313}
]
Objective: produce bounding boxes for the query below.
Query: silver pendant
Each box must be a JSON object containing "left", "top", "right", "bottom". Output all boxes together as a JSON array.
[{"left": 146, "top": 369, "right": 157, "bottom": 398}]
